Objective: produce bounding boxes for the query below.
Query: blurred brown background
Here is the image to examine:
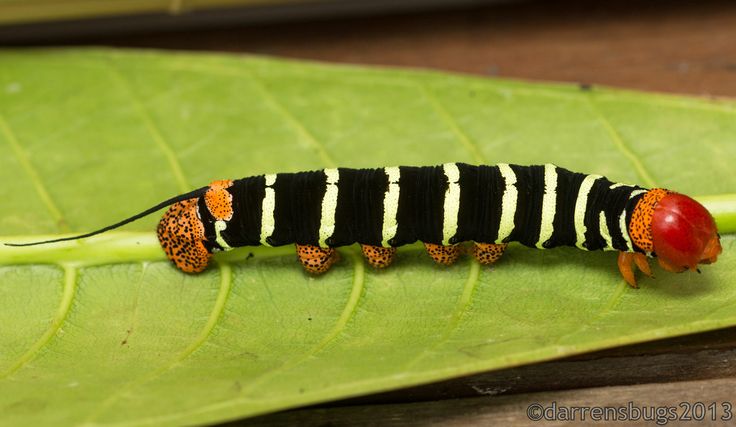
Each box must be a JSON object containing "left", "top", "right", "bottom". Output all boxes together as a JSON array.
[{"left": 5, "top": 0, "right": 736, "bottom": 97}]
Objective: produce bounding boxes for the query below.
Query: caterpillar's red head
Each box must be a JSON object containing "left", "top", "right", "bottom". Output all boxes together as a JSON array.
[
  {"left": 631, "top": 190, "right": 722, "bottom": 274},
  {"left": 157, "top": 198, "right": 211, "bottom": 273},
  {"left": 650, "top": 192, "right": 721, "bottom": 273}
]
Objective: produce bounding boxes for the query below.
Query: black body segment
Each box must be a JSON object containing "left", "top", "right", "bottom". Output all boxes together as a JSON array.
[
  {"left": 330, "top": 167, "right": 388, "bottom": 246},
  {"left": 581, "top": 176, "right": 612, "bottom": 250},
  {"left": 224, "top": 175, "right": 266, "bottom": 247},
  {"left": 271, "top": 170, "right": 327, "bottom": 246},
  {"left": 393, "top": 165, "right": 447, "bottom": 246},
  {"left": 453, "top": 164, "right": 505, "bottom": 245},
  {"left": 199, "top": 163, "right": 647, "bottom": 254},
  {"left": 509, "top": 164, "right": 545, "bottom": 247},
  {"left": 548, "top": 168, "right": 587, "bottom": 249}
]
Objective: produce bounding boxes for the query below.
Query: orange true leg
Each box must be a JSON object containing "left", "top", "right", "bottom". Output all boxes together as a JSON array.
[
  {"left": 360, "top": 244, "right": 396, "bottom": 269},
  {"left": 424, "top": 243, "right": 462, "bottom": 266},
  {"left": 618, "top": 252, "right": 654, "bottom": 288},
  {"left": 472, "top": 242, "right": 508, "bottom": 265},
  {"left": 617, "top": 252, "right": 638, "bottom": 288},
  {"left": 296, "top": 244, "right": 339, "bottom": 274},
  {"left": 633, "top": 253, "right": 653, "bottom": 278}
]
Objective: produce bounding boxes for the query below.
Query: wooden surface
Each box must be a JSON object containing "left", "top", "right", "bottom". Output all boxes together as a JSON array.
[
  {"left": 17, "top": 0, "right": 736, "bottom": 424},
  {"left": 242, "top": 378, "right": 736, "bottom": 426},
  {"left": 234, "top": 328, "right": 736, "bottom": 425},
  {"left": 44, "top": 0, "right": 736, "bottom": 97}
]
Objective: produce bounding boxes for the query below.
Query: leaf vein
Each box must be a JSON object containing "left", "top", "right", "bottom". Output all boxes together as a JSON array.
[
  {"left": 83, "top": 262, "right": 233, "bottom": 423},
  {"left": 105, "top": 62, "right": 190, "bottom": 193},
  {"left": 403, "top": 259, "right": 481, "bottom": 370},
  {"left": 119, "top": 263, "right": 148, "bottom": 348},
  {"left": 237, "top": 247, "right": 365, "bottom": 397},
  {"left": 419, "top": 83, "right": 487, "bottom": 164},
  {"left": 244, "top": 69, "right": 337, "bottom": 168},
  {"left": 585, "top": 96, "right": 658, "bottom": 188},
  {"left": 86, "top": 249, "right": 367, "bottom": 426},
  {"left": 549, "top": 280, "right": 628, "bottom": 348},
  {"left": 0, "top": 112, "right": 69, "bottom": 232},
  {"left": 0, "top": 264, "right": 78, "bottom": 378}
]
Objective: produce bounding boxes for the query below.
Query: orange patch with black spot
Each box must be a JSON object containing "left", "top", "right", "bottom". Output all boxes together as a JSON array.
[
  {"left": 473, "top": 242, "right": 507, "bottom": 265},
  {"left": 205, "top": 179, "right": 234, "bottom": 221},
  {"left": 424, "top": 243, "right": 461, "bottom": 266},
  {"left": 157, "top": 198, "right": 211, "bottom": 273},
  {"left": 629, "top": 188, "right": 670, "bottom": 252},
  {"left": 361, "top": 244, "right": 396, "bottom": 269},
  {"left": 296, "top": 244, "right": 339, "bottom": 274}
]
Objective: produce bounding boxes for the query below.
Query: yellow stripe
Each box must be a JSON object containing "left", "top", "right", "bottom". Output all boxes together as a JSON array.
[
  {"left": 599, "top": 211, "right": 614, "bottom": 251},
  {"left": 496, "top": 164, "right": 518, "bottom": 243},
  {"left": 260, "top": 174, "right": 277, "bottom": 246},
  {"left": 536, "top": 164, "right": 558, "bottom": 248},
  {"left": 441, "top": 163, "right": 461, "bottom": 245},
  {"left": 574, "top": 174, "right": 602, "bottom": 249},
  {"left": 619, "top": 189, "right": 647, "bottom": 252},
  {"left": 214, "top": 220, "right": 232, "bottom": 251},
  {"left": 318, "top": 168, "right": 340, "bottom": 247},
  {"left": 381, "top": 167, "right": 401, "bottom": 247}
]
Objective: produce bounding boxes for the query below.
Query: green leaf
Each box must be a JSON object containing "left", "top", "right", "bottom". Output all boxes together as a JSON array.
[{"left": 0, "top": 48, "right": 735, "bottom": 427}]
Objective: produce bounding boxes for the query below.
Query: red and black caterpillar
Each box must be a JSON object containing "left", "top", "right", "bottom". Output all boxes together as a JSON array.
[{"left": 8, "top": 163, "right": 722, "bottom": 287}]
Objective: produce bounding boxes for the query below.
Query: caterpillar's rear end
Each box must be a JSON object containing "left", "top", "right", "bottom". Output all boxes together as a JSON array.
[{"left": 156, "top": 198, "right": 211, "bottom": 273}]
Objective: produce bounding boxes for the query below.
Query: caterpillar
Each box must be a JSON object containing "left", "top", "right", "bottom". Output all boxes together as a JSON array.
[{"left": 7, "top": 163, "right": 722, "bottom": 287}]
